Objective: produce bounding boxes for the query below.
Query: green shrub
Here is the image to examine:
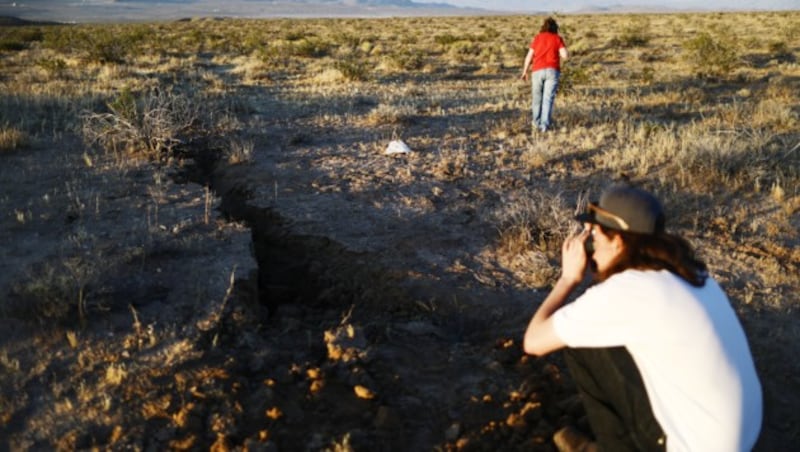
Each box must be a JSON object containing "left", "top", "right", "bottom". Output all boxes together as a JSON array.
[
  {"left": 107, "top": 87, "right": 138, "bottom": 123},
  {"left": 0, "top": 27, "right": 43, "bottom": 51},
  {"left": 0, "top": 39, "right": 25, "bottom": 52},
  {"left": 335, "top": 32, "right": 363, "bottom": 48},
  {"left": 43, "top": 26, "right": 143, "bottom": 63},
  {"left": 284, "top": 30, "right": 308, "bottom": 41},
  {"left": 614, "top": 18, "right": 652, "bottom": 48},
  {"left": 292, "top": 37, "right": 332, "bottom": 58},
  {"left": 41, "top": 27, "right": 73, "bottom": 53},
  {"left": 683, "top": 31, "right": 739, "bottom": 78},
  {"left": 334, "top": 59, "right": 369, "bottom": 81},
  {"left": 15, "top": 28, "right": 44, "bottom": 43},
  {"left": 560, "top": 64, "right": 591, "bottom": 94},
  {"left": 434, "top": 34, "right": 460, "bottom": 46},
  {"left": 393, "top": 50, "right": 426, "bottom": 71},
  {"left": 82, "top": 29, "right": 133, "bottom": 63}
]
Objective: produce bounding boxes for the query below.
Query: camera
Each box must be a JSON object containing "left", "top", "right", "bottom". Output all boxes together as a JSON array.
[{"left": 584, "top": 235, "right": 594, "bottom": 256}]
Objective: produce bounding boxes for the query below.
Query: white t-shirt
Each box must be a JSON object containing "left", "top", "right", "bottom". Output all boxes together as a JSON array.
[{"left": 552, "top": 269, "right": 762, "bottom": 452}]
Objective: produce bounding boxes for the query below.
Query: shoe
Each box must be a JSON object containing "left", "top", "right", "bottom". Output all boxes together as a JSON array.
[{"left": 553, "top": 426, "right": 598, "bottom": 452}]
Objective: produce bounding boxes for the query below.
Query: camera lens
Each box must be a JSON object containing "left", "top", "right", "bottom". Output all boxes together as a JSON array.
[{"left": 584, "top": 236, "right": 594, "bottom": 255}]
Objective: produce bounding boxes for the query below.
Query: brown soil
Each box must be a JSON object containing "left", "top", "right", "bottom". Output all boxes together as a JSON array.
[{"left": 1, "top": 65, "right": 798, "bottom": 452}]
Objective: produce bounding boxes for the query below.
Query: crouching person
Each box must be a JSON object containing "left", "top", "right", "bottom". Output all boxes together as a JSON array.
[{"left": 523, "top": 183, "right": 762, "bottom": 452}]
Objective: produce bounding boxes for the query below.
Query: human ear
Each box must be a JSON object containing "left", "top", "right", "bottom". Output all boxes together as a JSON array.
[{"left": 610, "top": 233, "right": 625, "bottom": 252}]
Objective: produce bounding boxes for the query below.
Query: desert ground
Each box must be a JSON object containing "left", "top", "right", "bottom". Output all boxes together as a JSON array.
[{"left": 1, "top": 11, "right": 799, "bottom": 451}]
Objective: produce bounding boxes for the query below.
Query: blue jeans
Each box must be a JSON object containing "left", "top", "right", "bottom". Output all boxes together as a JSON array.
[{"left": 531, "top": 68, "right": 560, "bottom": 132}]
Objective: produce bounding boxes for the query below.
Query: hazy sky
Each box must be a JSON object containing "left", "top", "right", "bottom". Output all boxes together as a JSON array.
[
  {"left": 415, "top": 0, "right": 799, "bottom": 12},
  {"left": 2, "top": 0, "right": 797, "bottom": 23}
]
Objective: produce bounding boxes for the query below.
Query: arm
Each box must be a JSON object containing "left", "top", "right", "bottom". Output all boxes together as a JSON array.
[
  {"left": 520, "top": 48, "right": 534, "bottom": 81},
  {"left": 559, "top": 46, "right": 569, "bottom": 61},
  {"left": 523, "top": 229, "right": 590, "bottom": 356}
]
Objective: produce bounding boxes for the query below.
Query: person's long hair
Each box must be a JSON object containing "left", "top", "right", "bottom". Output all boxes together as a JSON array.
[
  {"left": 540, "top": 17, "right": 559, "bottom": 34},
  {"left": 594, "top": 226, "right": 708, "bottom": 287}
]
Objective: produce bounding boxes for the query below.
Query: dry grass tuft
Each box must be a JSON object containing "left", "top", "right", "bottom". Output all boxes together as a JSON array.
[
  {"left": 0, "top": 125, "right": 29, "bottom": 151},
  {"left": 493, "top": 190, "right": 582, "bottom": 287}
]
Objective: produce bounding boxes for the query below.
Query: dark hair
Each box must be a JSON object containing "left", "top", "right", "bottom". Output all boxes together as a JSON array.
[
  {"left": 540, "top": 17, "right": 559, "bottom": 34},
  {"left": 594, "top": 226, "right": 708, "bottom": 287}
]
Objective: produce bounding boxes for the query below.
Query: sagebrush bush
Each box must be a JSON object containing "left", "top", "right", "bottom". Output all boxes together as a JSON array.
[
  {"left": 615, "top": 18, "right": 652, "bottom": 48},
  {"left": 292, "top": 37, "right": 333, "bottom": 58},
  {"left": 0, "top": 27, "right": 43, "bottom": 51},
  {"left": 434, "top": 34, "right": 460, "bottom": 46},
  {"left": 334, "top": 59, "right": 369, "bottom": 81},
  {"left": 0, "top": 38, "right": 25, "bottom": 52},
  {"left": 42, "top": 26, "right": 144, "bottom": 63},
  {"left": 390, "top": 49, "right": 426, "bottom": 70},
  {"left": 683, "top": 31, "right": 739, "bottom": 78},
  {"left": 82, "top": 88, "right": 202, "bottom": 161},
  {"left": 559, "top": 64, "right": 591, "bottom": 94}
]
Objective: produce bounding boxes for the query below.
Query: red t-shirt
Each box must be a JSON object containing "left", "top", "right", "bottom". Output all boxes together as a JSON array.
[{"left": 530, "top": 32, "right": 566, "bottom": 71}]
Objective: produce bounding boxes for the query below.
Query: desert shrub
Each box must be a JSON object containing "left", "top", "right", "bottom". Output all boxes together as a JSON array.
[
  {"left": 41, "top": 26, "right": 73, "bottom": 52},
  {"left": 107, "top": 87, "right": 138, "bottom": 124},
  {"left": 292, "top": 37, "right": 332, "bottom": 58},
  {"left": 363, "top": 102, "right": 416, "bottom": 126},
  {"left": 82, "top": 87, "right": 202, "bottom": 161},
  {"left": 0, "top": 27, "right": 43, "bottom": 51},
  {"left": 495, "top": 190, "right": 575, "bottom": 256},
  {"left": 84, "top": 28, "right": 141, "bottom": 63},
  {"left": 635, "top": 66, "right": 656, "bottom": 84},
  {"left": 284, "top": 30, "right": 308, "bottom": 41},
  {"left": 493, "top": 190, "right": 580, "bottom": 287},
  {"left": 614, "top": 18, "right": 652, "bottom": 48},
  {"left": 36, "top": 57, "right": 67, "bottom": 76},
  {"left": 447, "top": 40, "right": 480, "bottom": 57},
  {"left": 434, "top": 34, "right": 460, "bottom": 46},
  {"left": 241, "top": 31, "right": 266, "bottom": 54},
  {"left": 10, "top": 27, "right": 44, "bottom": 43},
  {"left": 559, "top": 64, "right": 591, "bottom": 94},
  {"left": 392, "top": 50, "right": 426, "bottom": 71},
  {"left": 768, "top": 40, "right": 789, "bottom": 54},
  {"left": 767, "top": 40, "right": 795, "bottom": 62},
  {"left": 480, "top": 26, "right": 501, "bottom": 40},
  {"left": 0, "top": 39, "right": 25, "bottom": 52},
  {"left": 6, "top": 263, "right": 75, "bottom": 324},
  {"left": 682, "top": 31, "right": 739, "bottom": 78},
  {"left": 42, "top": 26, "right": 143, "bottom": 63},
  {"left": 334, "top": 32, "right": 363, "bottom": 48},
  {"left": 5, "top": 248, "right": 98, "bottom": 327},
  {"left": 334, "top": 59, "right": 369, "bottom": 81}
]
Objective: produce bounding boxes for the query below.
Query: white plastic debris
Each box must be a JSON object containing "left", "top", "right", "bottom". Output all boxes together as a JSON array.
[{"left": 384, "top": 139, "right": 411, "bottom": 155}]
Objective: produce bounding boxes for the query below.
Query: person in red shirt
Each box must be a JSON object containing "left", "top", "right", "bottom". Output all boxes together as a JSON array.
[{"left": 520, "top": 17, "right": 568, "bottom": 133}]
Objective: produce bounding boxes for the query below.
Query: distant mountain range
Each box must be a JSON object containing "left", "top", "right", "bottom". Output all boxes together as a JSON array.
[
  {"left": 109, "top": 0, "right": 435, "bottom": 6},
  {"left": 0, "top": 0, "right": 465, "bottom": 24},
  {"left": 3, "top": 0, "right": 794, "bottom": 24}
]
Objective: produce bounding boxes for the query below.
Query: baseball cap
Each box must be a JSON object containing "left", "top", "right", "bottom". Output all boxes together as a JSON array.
[{"left": 576, "top": 184, "right": 665, "bottom": 235}]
